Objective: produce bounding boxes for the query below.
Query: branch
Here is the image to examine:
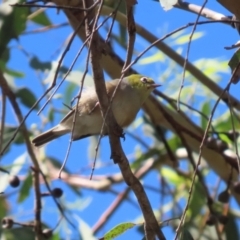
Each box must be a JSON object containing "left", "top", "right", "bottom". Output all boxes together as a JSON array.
[
  {"left": 0, "top": 71, "right": 42, "bottom": 238},
  {"left": 82, "top": 0, "right": 165, "bottom": 239}
]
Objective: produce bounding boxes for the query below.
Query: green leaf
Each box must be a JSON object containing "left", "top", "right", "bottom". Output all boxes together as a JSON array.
[
  {"left": 0, "top": 197, "right": 8, "bottom": 219},
  {"left": 48, "top": 107, "right": 54, "bottom": 122},
  {"left": 160, "top": 167, "right": 186, "bottom": 185},
  {"left": 0, "top": 0, "right": 28, "bottom": 57},
  {"left": 228, "top": 49, "right": 240, "bottom": 73},
  {"left": 174, "top": 32, "right": 204, "bottom": 45},
  {"left": 28, "top": 10, "right": 51, "bottom": 26},
  {"left": 103, "top": 222, "right": 136, "bottom": 240},
  {"left": 2, "top": 227, "right": 35, "bottom": 240},
  {"left": 131, "top": 148, "right": 159, "bottom": 169},
  {"left": 180, "top": 227, "right": 194, "bottom": 240},
  {"left": 1, "top": 126, "right": 26, "bottom": 154},
  {"left": 225, "top": 214, "right": 240, "bottom": 240},
  {"left": 139, "top": 52, "right": 165, "bottom": 65},
  {"left": 29, "top": 56, "right": 52, "bottom": 71},
  {"left": 228, "top": 48, "right": 240, "bottom": 83},
  {"left": 188, "top": 181, "right": 205, "bottom": 220},
  {"left": 3, "top": 67, "right": 24, "bottom": 78},
  {"left": 18, "top": 172, "right": 32, "bottom": 203},
  {"left": 201, "top": 101, "right": 210, "bottom": 129},
  {"left": 15, "top": 87, "right": 39, "bottom": 110},
  {"left": 0, "top": 48, "right": 10, "bottom": 70}
]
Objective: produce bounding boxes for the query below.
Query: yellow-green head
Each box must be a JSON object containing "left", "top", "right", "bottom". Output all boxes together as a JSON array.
[{"left": 124, "top": 74, "right": 161, "bottom": 100}]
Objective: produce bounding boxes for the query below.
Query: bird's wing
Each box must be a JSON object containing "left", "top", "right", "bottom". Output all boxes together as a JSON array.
[{"left": 59, "top": 91, "right": 100, "bottom": 126}]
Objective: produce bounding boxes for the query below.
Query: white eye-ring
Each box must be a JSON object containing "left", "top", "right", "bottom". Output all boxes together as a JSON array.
[{"left": 140, "top": 77, "right": 148, "bottom": 83}]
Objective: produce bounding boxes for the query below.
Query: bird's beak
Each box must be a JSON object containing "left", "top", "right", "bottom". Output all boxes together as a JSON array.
[{"left": 149, "top": 83, "right": 161, "bottom": 89}]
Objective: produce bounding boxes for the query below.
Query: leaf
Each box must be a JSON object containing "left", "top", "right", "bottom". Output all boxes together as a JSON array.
[
  {"left": 2, "top": 126, "right": 25, "bottom": 152},
  {"left": 0, "top": 0, "right": 28, "bottom": 57},
  {"left": 29, "top": 56, "right": 52, "bottom": 71},
  {"left": 15, "top": 87, "right": 39, "bottom": 110},
  {"left": 66, "top": 71, "right": 93, "bottom": 87},
  {"left": 0, "top": 197, "right": 9, "bottom": 219},
  {"left": 1, "top": 227, "right": 35, "bottom": 240},
  {"left": 10, "top": 152, "right": 27, "bottom": 176},
  {"left": 3, "top": 67, "right": 24, "bottom": 78},
  {"left": 228, "top": 48, "right": 240, "bottom": 84},
  {"left": 139, "top": 52, "right": 165, "bottom": 65},
  {"left": 188, "top": 181, "right": 205, "bottom": 220},
  {"left": 102, "top": 222, "right": 136, "bottom": 240},
  {"left": 159, "top": 0, "right": 178, "bottom": 11},
  {"left": 18, "top": 172, "right": 32, "bottom": 203},
  {"left": 131, "top": 148, "right": 159, "bottom": 169},
  {"left": 48, "top": 107, "right": 54, "bottom": 122},
  {"left": 0, "top": 152, "right": 27, "bottom": 193},
  {"left": 78, "top": 217, "right": 97, "bottom": 240},
  {"left": 160, "top": 167, "right": 185, "bottom": 185},
  {"left": 225, "top": 214, "right": 240, "bottom": 240},
  {"left": 28, "top": 9, "right": 51, "bottom": 26},
  {"left": 174, "top": 32, "right": 204, "bottom": 45},
  {"left": 180, "top": 228, "right": 194, "bottom": 240},
  {"left": 201, "top": 101, "right": 211, "bottom": 129}
]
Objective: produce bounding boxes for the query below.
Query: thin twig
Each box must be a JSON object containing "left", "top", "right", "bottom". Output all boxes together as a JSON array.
[
  {"left": 175, "top": 76, "right": 234, "bottom": 239},
  {"left": 122, "top": 1, "right": 136, "bottom": 75},
  {"left": 0, "top": 89, "right": 6, "bottom": 156},
  {"left": 227, "top": 87, "right": 240, "bottom": 174},
  {"left": 83, "top": 0, "right": 166, "bottom": 238},
  {"left": 177, "top": 0, "right": 207, "bottom": 110},
  {"left": 0, "top": 71, "right": 42, "bottom": 239},
  {"left": 23, "top": 23, "right": 68, "bottom": 35},
  {"left": 11, "top": 1, "right": 99, "bottom": 11}
]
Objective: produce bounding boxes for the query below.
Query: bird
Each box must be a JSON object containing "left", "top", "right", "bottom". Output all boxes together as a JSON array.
[{"left": 32, "top": 74, "right": 160, "bottom": 147}]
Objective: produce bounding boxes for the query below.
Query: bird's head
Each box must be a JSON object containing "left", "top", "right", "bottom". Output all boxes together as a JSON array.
[{"left": 125, "top": 74, "right": 161, "bottom": 100}]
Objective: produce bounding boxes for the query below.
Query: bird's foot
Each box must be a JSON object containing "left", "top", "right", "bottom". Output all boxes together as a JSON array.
[{"left": 120, "top": 132, "right": 125, "bottom": 141}]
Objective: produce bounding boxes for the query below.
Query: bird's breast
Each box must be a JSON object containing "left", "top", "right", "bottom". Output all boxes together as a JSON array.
[{"left": 112, "top": 92, "right": 142, "bottom": 127}]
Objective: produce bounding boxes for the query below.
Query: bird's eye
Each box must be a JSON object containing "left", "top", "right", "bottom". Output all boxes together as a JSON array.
[{"left": 140, "top": 77, "right": 148, "bottom": 83}]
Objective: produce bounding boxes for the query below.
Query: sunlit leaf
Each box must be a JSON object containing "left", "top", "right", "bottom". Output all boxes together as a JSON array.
[
  {"left": 159, "top": 0, "right": 178, "bottom": 11},
  {"left": 78, "top": 217, "right": 97, "bottom": 240},
  {"left": 103, "top": 222, "right": 136, "bottom": 240},
  {"left": 228, "top": 48, "right": 240, "bottom": 83},
  {"left": 160, "top": 167, "right": 186, "bottom": 185},
  {"left": 201, "top": 101, "right": 211, "bottom": 129},
  {"left": 18, "top": 172, "right": 32, "bottom": 203},
  {"left": 3, "top": 67, "right": 24, "bottom": 78},
  {"left": 174, "top": 32, "right": 204, "bottom": 45},
  {"left": 139, "top": 52, "right": 165, "bottom": 65}
]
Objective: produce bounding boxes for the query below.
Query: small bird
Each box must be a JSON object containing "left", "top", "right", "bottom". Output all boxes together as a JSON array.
[{"left": 32, "top": 74, "right": 160, "bottom": 147}]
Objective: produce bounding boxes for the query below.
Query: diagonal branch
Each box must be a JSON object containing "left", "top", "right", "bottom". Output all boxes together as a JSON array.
[
  {"left": 82, "top": 0, "right": 165, "bottom": 239},
  {"left": 0, "top": 71, "right": 42, "bottom": 239}
]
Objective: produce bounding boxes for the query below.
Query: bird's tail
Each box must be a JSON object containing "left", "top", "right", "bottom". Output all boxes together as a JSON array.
[{"left": 32, "top": 126, "right": 69, "bottom": 147}]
